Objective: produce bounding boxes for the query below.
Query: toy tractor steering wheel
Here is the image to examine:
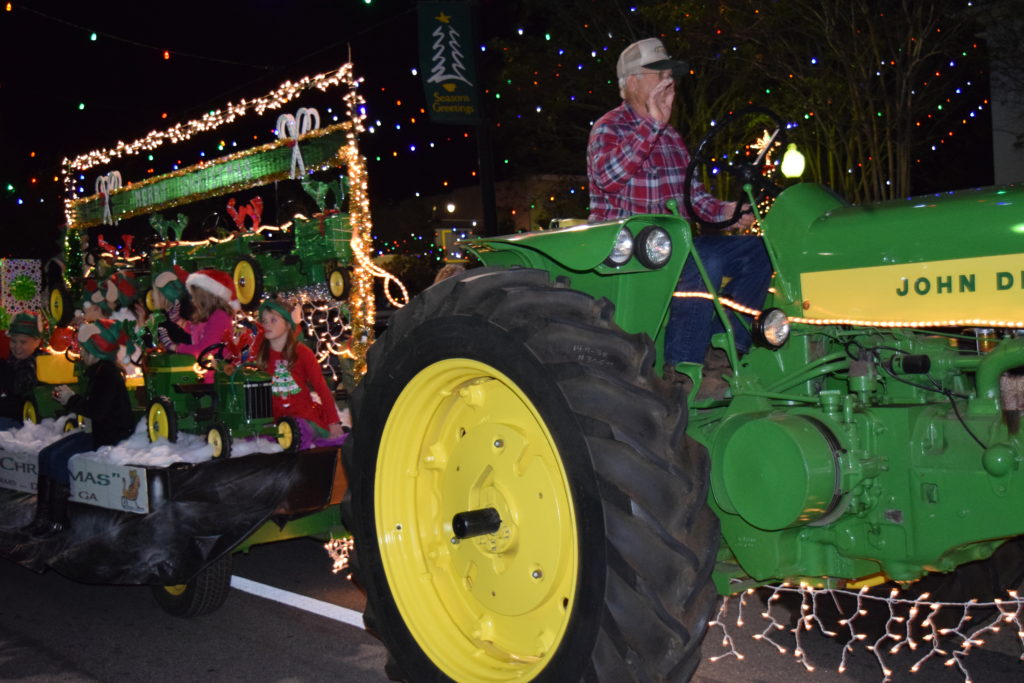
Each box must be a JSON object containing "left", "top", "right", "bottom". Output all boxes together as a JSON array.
[
  {"left": 682, "top": 106, "right": 789, "bottom": 231},
  {"left": 197, "top": 342, "right": 227, "bottom": 371}
]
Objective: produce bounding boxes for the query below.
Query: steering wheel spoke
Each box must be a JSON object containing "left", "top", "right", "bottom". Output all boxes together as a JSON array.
[{"left": 683, "top": 106, "right": 789, "bottom": 231}]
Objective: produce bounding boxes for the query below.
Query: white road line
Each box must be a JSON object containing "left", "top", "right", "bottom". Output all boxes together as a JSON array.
[{"left": 230, "top": 575, "right": 365, "bottom": 630}]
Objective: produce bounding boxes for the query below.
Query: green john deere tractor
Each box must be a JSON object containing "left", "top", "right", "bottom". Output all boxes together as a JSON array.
[{"left": 342, "top": 108, "right": 1024, "bottom": 681}]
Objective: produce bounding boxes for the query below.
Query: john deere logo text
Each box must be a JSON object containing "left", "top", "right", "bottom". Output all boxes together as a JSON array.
[
  {"left": 895, "top": 271, "right": 1024, "bottom": 296},
  {"left": 800, "top": 253, "right": 1024, "bottom": 324}
]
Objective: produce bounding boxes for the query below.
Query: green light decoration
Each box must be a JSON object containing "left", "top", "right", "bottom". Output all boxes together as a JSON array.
[
  {"left": 69, "top": 123, "right": 351, "bottom": 229},
  {"left": 10, "top": 275, "right": 38, "bottom": 302},
  {"left": 0, "top": 307, "right": 10, "bottom": 332}
]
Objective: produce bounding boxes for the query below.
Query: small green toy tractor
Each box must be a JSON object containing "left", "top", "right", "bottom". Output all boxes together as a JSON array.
[
  {"left": 147, "top": 210, "right": 352, "bottom": 311},
  {"left": 143, "top": 345, "right": 299, "bottom": 459},
  {"left": 224, "top": 211, "right": 353, "bottom": 309},
  {"left": 343, "top": 108, "right": 1024, "bottom": 681}
]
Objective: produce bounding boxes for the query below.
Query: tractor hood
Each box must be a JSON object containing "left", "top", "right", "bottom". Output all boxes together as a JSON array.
[
  {"left": 462, "top": 220, "right": 627, "bottom": 272},
  {"left": 764, "top": 183, "right": 1024, "bottom": 325}
]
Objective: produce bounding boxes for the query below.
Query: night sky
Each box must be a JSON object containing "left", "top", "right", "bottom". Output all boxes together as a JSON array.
[
  {"left": 0, "top": 0, "right": 508, "bottom": 259},
  {"left": 0, "top": 1, "right": 998, "bottom": 263}
]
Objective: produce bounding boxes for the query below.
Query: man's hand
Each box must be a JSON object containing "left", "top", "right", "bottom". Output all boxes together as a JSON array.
[
  {"left": 647, "top": 77, "right": 674, "bottom": 124},
  {"left": 736, "top": 203, "right": 756, "bottom": 230},
  {"left": 722, "top": 201, "right": 756, "bottom": 231}
]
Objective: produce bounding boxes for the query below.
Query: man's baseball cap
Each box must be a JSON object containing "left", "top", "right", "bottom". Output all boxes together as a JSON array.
[{"left": 616, "top": 38, "right": 689, "bottom": 80}]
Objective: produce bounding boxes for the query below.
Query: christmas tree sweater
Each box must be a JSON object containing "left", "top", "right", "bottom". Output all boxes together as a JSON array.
[{"left": 266, "top": 344, "right": 340, "bottom": 430}]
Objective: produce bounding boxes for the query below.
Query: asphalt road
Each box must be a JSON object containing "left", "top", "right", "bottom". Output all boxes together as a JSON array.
[{"left": 1, "top": 536, "right": 1020, "bottom": 682}]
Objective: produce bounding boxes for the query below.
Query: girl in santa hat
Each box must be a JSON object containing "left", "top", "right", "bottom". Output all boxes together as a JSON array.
[
  {"left": 158, "top": 268, "right": 237, "bottom": 381},
  {"left": 23, "top": 319, "right": 135, "bottom": 538},
  {"left": 255, "top": 298, "right": 346, "bottom": 450}
]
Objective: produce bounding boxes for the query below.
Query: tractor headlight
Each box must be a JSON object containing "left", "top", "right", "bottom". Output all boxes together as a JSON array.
[
  {"left": 635, "top": 226, "right": 672, "bottom": 268},
  {"left": 604, "top": 227, "right": 633, "bottom": 267},
  {"left": 752, "top": 307, "right": 790, "bottom": 349}
]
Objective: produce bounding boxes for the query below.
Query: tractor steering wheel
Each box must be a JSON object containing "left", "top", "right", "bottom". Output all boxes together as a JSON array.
[
  {"left": 197, "top": 342, "right": 227, "bottom": 371},
  {"left": 682, "top": 106, "right": 789, "bottom": 231}
]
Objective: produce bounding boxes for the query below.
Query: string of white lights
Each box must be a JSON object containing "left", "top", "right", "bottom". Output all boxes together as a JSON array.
[{"left": 709, "top": 583, "right": 1024, "bottom": 681}]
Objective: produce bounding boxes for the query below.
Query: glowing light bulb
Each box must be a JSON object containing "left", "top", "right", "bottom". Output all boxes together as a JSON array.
[{"left": 781, "top": 143, "right": 805, "bottom": 178}]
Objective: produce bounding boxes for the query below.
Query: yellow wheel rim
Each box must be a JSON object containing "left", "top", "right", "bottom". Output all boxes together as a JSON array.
[
  {"left": 329, "top": 270, "right": 346, "bottom": 298},
  {"left": 145, "top": 289, "right": 157, "bottom": 312},
  {"left": 63, "top": 418, "right": 76, "bottom": 433},
  {"left": 376, "top": 358, "right": 578, "bottom": 681},
  {"left": 208, "top": 428, "right": 224, "bottom": 458},
  {"left": 276, "top": 421, "right": 294, "bottom": 450},
  {"left": 233, "top": 260, "right": 257, "bottom": 305},
  {"left": 22, "top": 401, "right": 37, "bottom": 424},
  {"left": 148, "top": 403, "right": 169, "bottom": 441},
  {"left": 49, "top": 288, "right": 64, "bottom": 322},
  {"left": 163, "top": 584, "right": 187, "bottom": 597}
]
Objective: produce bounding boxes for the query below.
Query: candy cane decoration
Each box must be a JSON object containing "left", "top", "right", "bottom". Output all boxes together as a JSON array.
[
  {"left": 276, "top": 107, "right": 321, "bottom": 179},
  {"left": 94, "top": 170, "right": 122, "bottom": 225}
]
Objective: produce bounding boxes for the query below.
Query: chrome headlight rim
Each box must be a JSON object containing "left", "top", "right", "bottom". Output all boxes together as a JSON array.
[
  {"left": 634, "top": 225, "right": 673, "bottom": 269},
  {"left": 603, "top": 227, "right": 634, "bottom": 267},
  {"left": 752, "top": 307, "right": 790, "bottom": 350}
]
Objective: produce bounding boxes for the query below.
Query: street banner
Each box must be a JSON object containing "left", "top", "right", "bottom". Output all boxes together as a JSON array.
[{"left": 418, "top": 2, "right": 481, "bottom": 125}]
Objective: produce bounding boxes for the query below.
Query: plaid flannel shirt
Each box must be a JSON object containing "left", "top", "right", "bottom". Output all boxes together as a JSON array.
[{"left": 587, "top": 102, "right": 730, "bottom": 224}]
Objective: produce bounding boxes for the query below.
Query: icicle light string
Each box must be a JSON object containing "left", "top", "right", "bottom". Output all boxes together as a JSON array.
[
  {"left": 325, "top": 536, "right": 355, "bottom": 575},
  {"left": 709, "top": 584, "right": 1024, "bottom": 681}
]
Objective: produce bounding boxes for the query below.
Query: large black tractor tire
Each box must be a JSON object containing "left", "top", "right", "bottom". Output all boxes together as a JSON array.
[
  {"left": 342, "top": 267, "right": 719, "bottom": 682},
  {"left": 151, "top": 553, "right": 233, "bottom": 617}
]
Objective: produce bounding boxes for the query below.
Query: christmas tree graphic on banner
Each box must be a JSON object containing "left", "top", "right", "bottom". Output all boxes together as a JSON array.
[
  {"left": 417, "top": 2, "right": 480, "bottom": 124},
  {"left": 428, "top": 13, "right": 472, "bottom": 87}
]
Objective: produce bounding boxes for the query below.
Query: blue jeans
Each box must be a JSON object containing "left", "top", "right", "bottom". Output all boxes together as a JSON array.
[
  {"left": 38, "top": 431, "right": 93, "bottom": 484},
  {"left": 664, "top": 234, "right": 772, "bottom": 365}
]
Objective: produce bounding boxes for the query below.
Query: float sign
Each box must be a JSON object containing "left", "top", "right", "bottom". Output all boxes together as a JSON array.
[
  {"left": 0, "top": 451, "right": 149, "bottom": 514},
  {"left": 418, "top": 2, "right": 481, "bottom": 124}
]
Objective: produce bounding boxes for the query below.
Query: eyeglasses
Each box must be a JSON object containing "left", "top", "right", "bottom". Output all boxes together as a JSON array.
[{"left": 632, "top": 70, "right": 673, "bottom": 80}]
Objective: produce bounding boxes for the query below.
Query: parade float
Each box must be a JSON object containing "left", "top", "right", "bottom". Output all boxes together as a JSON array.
[{"left": 0, "top": 61, "right": 401, "bottom": 616}]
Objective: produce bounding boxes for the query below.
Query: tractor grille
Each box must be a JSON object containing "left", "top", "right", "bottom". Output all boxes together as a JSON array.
[{"left": 245, "top": 381, "right": 273, "bottom": 420}]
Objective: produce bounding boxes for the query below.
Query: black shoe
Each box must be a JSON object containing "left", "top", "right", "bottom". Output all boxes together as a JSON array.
[
  {"left": 664, "top": 364, "right": 730, "bottom": 401},
  {"left": 29, "top": 482, "right": 70, "bottom": 539},
  {"left": 30, "top": 520, "right": 66, "bottom": 539},
  {"left": 22, "top": 476, "right": 52, "bottom": 535}
]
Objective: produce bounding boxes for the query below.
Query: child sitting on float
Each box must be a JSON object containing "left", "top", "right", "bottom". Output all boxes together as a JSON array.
[
  {"left": 23, "top": 319, "right": 135, "bottom": 538},
  {"left": 255, "top": 298, "right": 345, "bottom": 450},
  {"left": 157, "top": 268, "right": 238, "bottom": 381},
  {"left": 147, "top": 267, "right": 193, "bottom": 346},
  {"left": 0, "top": 311, "right": 47, "bottom": 429}
]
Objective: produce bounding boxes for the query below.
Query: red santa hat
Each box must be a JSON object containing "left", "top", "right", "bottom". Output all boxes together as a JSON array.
[{"left": 186, "top": 269, "right": 240, "bottom": 310}]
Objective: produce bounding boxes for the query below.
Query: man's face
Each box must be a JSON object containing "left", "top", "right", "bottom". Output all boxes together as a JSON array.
[
  {"left": 633, "top": 68, "right": 673, "bottom": 95},
  {"left": 625, "top": 68, "right": 674, "bottom": 109},
  {"left": 9, "top": 333, "right": 41, "bottom": 360}
]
